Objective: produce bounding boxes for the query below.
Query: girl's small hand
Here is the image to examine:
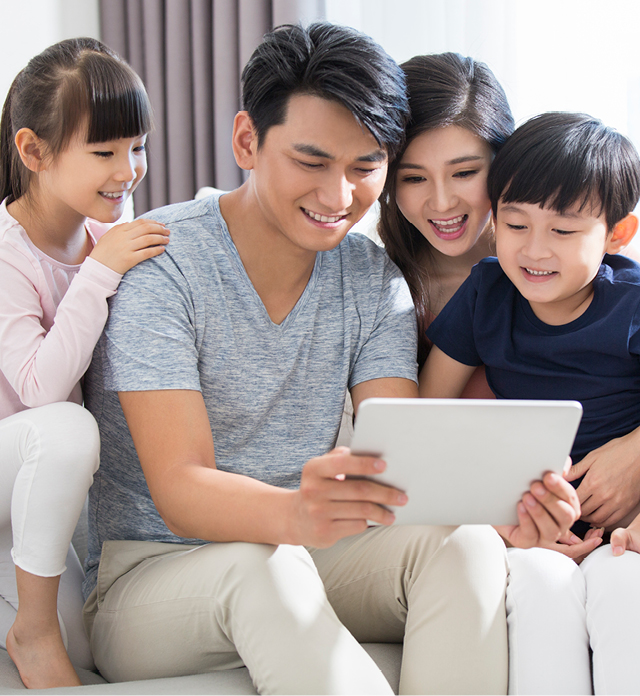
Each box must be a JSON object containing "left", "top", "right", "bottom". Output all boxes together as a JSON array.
[
  {"left": 550, "top": 526, "right": 603, "bottom": 564},
  {"left": 89, "top": 219, "right": 170, "bottom": 274}
]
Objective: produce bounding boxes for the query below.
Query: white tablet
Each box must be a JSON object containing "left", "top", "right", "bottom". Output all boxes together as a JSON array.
[{"left": 350, "top": 398, "right": 582, "bottom": 526}]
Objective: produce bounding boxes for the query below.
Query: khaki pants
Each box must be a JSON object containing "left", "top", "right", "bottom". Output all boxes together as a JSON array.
[{"left": 84, "top": 525, "right": 508, "bottom": 694}]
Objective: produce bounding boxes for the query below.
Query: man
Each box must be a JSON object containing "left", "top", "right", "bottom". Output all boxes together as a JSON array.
[{"left": 83, "top": 23, "right": 579, "bottom": 694}]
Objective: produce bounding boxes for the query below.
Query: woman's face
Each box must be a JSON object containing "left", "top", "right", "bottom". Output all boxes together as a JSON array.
[{"left": 395, "top": 125, "right": 493, "bottom": 257}]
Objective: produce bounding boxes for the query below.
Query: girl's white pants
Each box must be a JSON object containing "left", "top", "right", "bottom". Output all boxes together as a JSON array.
[
  {"left": 507, "top": 545, "right": 640, "bottom": 695},
  {"left": 0, "top": 402, "right": 99, "bottom": 670}
]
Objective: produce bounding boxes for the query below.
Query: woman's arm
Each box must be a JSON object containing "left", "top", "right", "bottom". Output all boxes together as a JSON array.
[{"left": 418, "top": 345, "right": 476, "bottom": 398}]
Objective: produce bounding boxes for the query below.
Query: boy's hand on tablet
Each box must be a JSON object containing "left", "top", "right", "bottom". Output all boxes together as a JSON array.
[{"left": 495, "top": 472, "right": 580, "bottom": 550}]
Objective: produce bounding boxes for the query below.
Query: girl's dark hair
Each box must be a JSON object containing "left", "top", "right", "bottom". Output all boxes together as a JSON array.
[
  {"left": 242, "top": 22, "right": 409, "bottom": 160},
  {"left": 489, "top": 112, "right": 640, "bottom": 231},
  {"left": 378, "top": 53, "right": 514, "bottom": 367},
  {"left": 1, "top": 37, "right": 152, "bottom": 204}
]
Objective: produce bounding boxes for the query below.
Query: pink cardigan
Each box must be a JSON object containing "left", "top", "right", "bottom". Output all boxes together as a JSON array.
[{"left": 0, "top": 201, "right": 122, "bottom": 420}]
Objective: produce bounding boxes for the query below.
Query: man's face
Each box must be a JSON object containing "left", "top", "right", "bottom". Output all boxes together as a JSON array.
[{"left": 247, "top": 94, "right": 388, "bottom": 253}]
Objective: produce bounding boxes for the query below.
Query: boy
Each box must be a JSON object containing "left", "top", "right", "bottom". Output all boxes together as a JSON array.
[
  {"left": 83, "top": 28, "right": 578, "bottom": 694},
  {"left": 421, "top": 111, "right": 640, "bottom": 694},
  {"left": 421, "top": 112, "right": 640, "bottom": 544}
]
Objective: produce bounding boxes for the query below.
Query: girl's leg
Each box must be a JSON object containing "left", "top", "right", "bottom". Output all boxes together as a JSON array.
[
  {"left": 506, "top": 547, "right": 592, "bottom": 695},
  {"left": 0, "top": 403, "right": 99, "bottom": 687},
  {"left": 582, "top": 545, "right": 640, "bottom": 695}
]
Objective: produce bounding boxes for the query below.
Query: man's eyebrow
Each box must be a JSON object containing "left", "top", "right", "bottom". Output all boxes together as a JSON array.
[
  {"left": 292, "top": 143, "right": 387, "bottom": 163},
  {"left": 397, "top": 155, "right": 484, "bottom": 170}
]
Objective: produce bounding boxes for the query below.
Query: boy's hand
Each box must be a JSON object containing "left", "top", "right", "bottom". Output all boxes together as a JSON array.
[
  {"left": 548, "top": 527, "right": 603, "bottom": 564},
  {"left": 566, "top": 427, "right": 640, "bottom": 528},
  {"left": 90, "top": 219, "right": 170, "bottom": 274},
  {"left": 290, "top": 446, "right": 407, "bottom": 548},
  {"left": 611, "top": 514, "right": 640, "bottom": 556},
  {"left": 495, "top": 472, "right": 580, "bottom": 550}
]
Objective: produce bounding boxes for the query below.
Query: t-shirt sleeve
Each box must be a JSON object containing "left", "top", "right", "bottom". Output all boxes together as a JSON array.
[
  {"left": 426, "top": 267, "right": 483, "bottom": 367},
  {"left": 101, "top": 250, "right": 202, "bottom": 393},
  {"left": 349, "top": 254, "right": 418, "bottom": 388}
]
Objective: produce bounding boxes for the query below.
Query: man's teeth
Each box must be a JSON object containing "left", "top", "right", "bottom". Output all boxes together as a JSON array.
[
  {"left": 431, "top": 214, "right": 466, "bottom": 231},
  {"left": 526, "top": 268, "right": 555, "bottom": 276},
  {"left": 304, "top": 209, "right": 343, "bottom": 223}
]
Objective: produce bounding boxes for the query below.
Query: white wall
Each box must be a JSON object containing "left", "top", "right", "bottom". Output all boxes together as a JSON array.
[{"left": 0, "top": 0, "right": 99, "bottom": 108}]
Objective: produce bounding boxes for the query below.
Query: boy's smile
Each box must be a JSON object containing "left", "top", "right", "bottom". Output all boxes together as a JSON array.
[{"left": 495, "top": 200, "right": 616, "bottom": 325}]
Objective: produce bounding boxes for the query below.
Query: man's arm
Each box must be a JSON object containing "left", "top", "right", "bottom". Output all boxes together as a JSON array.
[
  {"left": 119, "top": 388, "right": 409, "bottom": 549},
  {"left": 351, "top": 376, "right": 417, "bottom": 413}
]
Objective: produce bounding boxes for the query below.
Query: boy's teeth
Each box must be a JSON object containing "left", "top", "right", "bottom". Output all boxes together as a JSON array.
[
  {"left": 304, "top": 209, "right": 342, "bottom": 223},
  {"left": 526, "top": 268, "right": 554, "bottom": 276}
]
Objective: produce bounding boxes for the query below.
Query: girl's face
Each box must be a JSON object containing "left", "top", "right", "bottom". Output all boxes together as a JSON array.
[
  {"left": 395, "top": 125, "right": 493, "bottom": 257},
  {"left": 39, "top": 129, "right": 148, "bottom": 224}
]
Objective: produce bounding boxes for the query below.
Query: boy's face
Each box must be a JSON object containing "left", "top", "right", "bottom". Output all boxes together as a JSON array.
[
  {"left": 495, "top": 199, "right": 614, "bottom": 325},
  {"left": 243, "top": 94, "right": 388, "bottom": 253}
]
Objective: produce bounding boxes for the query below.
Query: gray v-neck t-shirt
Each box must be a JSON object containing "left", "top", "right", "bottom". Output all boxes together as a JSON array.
[{"left": 83, "top": 193, "right": 417, "bottom": 597}]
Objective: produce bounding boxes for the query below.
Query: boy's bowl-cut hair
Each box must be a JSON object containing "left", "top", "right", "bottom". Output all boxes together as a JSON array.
[
  {"left": 241, "top": 22, "right": 409, "bottom": 159},
  {"left": 488, "top": 112, "right": 640, "bottom": 231}
]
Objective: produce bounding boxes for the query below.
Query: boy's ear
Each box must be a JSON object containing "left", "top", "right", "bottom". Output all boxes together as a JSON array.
[
  {"left": 14, "top": 128, "right": 47, "bottom": 172},
  {"left": 231, "top": 111, "right": 258, "bottom": 171},
  {"left": 606, "top": 214, "right": 639, "bottom": 255}
]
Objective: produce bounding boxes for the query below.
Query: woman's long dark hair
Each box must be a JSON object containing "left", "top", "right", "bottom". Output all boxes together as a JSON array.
[
  {"left": 378, "top": 53, "right": 514, "bottom": 367},
  {"left": 1, "top": 37, "right": 152, "bottom": 205}
]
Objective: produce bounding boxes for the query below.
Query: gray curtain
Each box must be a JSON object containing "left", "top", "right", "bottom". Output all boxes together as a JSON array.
[{"left": 99, "top": 0, "right": 326, "bottom": 214}]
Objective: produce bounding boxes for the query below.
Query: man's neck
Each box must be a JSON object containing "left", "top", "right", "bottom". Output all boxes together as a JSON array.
[{"left": 220, "top": 184, "right": 318, "bottom": 325}]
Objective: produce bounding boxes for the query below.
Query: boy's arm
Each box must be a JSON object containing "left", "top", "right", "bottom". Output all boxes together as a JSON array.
[
  {"left": 418, "top": 346, "right": 476, "bottom": 398},
  {"left": 119, "top": 387, "right": 409, "bottom": 549}
]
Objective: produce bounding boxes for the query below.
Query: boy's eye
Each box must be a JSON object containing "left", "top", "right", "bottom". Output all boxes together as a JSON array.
[
  {"left": 554, "top": 228, "right": 576, "bottom": 236},
  {"left": 506, "top": 223, "right": 526, "bottom": 230}
]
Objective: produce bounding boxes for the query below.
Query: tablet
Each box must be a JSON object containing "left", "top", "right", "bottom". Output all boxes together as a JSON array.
[{"left": 349, "top": 398, "right": 582, "bottom": 526}]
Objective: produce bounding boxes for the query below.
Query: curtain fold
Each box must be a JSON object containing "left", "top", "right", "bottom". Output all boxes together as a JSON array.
[{"left": 100, "top": 0, "right": 326, "bottom": 214}]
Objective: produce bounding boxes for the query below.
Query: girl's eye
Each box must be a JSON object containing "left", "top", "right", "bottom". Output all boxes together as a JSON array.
[
  {"left": 454, "top": 169, "right": 479, "bottom": 179},
  {"left": 133, "top": 145, "right": 146, "bottom": 153},
  {"left": 93, "top": 151, "right": 113, "bottom": 158}
]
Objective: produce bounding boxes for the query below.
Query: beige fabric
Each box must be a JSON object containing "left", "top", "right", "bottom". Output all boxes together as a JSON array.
[{"left": 84, "top": 526, "right": 508, "bottom": 695}]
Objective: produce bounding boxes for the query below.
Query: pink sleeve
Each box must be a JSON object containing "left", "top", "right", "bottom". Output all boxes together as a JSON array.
[{"left": 0, "top": 255, "right": 122, "bottom": 407}]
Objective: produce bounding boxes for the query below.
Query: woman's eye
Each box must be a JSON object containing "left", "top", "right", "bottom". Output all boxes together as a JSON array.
[
  {"left": 400, "top": 175, "right": 425, "bottom": 184},
  {"left": 454, "top": 169, "right": 478, "bottom": 178}
]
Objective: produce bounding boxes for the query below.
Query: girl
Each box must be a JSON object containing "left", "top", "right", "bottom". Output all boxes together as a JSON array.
[{"left": 0, "top": 38, "right": 169, "bottom": 688}]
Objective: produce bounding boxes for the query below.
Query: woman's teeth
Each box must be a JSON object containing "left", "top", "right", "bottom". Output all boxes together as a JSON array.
[{"left": 430, "top": 214, "right": 467, "bottom": 233}]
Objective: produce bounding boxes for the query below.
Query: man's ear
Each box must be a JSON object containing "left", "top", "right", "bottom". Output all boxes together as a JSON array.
[
  {"left": 606, "top": 214, "right": 639, "bottom": 254},
  {"left": 231, "top": 111, "right": 258, "bottom": 171},
  {"left": 14, "top": 128, "right": 47, "bottom": 172}
]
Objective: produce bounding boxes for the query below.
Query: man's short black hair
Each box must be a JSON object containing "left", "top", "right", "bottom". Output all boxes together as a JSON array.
[
  {"left": 241, "top": 22, "right": 409, "bottom": 158},
  {"left": 488, "top": 112, "right": 640, "bottom": 230}
]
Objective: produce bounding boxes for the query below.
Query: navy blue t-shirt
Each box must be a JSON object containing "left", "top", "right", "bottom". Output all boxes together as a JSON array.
[{"left": 427, "top": 255, "right": 640, "bottom": 463}]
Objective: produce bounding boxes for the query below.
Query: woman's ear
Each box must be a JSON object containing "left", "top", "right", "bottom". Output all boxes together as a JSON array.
[
  {"left": 13, "top": 128, "right": 48, "bottom": 173},
  {"left": 231, "top": 111, "right": 258, "bottom": 171},
  {"left": 607, "top": 214, "right": 639, "bottom": 254}
]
